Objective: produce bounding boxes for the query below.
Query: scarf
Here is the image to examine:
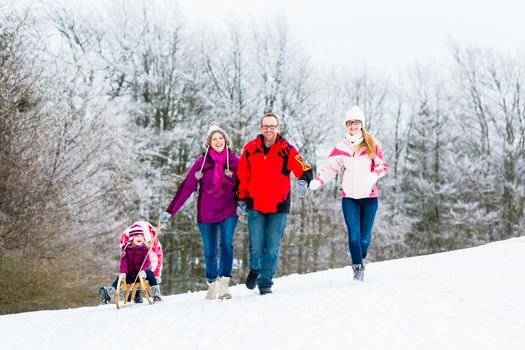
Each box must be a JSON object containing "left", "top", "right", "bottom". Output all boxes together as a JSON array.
[
  {"left": 207, "top": 148, "right": 229, "bottom": 197},
  {"left": 346, "top": 131, "right": 363, "bottom": 147}
]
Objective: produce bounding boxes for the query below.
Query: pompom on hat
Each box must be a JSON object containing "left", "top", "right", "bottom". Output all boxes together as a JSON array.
[{"left": 344, "top": 105, "right": 365, "bottom": 126}]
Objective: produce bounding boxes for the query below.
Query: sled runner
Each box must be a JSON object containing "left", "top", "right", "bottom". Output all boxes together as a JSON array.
[{"left": 115, "top": 273, "right": 155, "bottom": 309}]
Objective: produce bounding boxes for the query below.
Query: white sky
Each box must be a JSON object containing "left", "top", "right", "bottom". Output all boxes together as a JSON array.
[
  {"left": 178, "top": 0, "right": 525, "bottom": 75},
  {"left": 2, "top": 236, "right": 524, "bottom": 349}
]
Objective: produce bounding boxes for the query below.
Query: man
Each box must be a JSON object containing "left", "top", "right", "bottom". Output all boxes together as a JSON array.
[{"left": 236, "top": 112, "right": 313, "bottom": 295}]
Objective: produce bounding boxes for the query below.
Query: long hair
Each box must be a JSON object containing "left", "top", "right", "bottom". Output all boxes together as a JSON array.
[{"left": 357, "top": 128, "right": 379, "bottom": 159}]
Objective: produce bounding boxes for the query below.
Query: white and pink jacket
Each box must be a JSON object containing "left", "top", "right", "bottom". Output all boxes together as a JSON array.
[{"left": 315, "top": 137, "right": 388, "bottom": 199}]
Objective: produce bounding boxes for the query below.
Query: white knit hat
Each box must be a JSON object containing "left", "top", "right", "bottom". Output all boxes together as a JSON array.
[{"left": 344, "top": 106, "right": 365, "bottom": 126}]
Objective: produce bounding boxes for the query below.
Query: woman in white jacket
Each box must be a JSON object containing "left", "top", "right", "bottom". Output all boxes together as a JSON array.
[{"left": 309, "top": 106, "right": 388, "bottom": 281}]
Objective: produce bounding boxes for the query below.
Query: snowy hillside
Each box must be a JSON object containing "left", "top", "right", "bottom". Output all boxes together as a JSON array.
[{"left": 1, "top": 237, "right": 524, "bottom": 350}]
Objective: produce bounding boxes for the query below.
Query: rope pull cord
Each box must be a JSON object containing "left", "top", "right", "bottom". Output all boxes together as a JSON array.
[{"left": 195, "top": 146, "right": 233, "bottom": 179}]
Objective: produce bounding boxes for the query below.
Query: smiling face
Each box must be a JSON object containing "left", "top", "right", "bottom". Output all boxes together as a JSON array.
[
  {"left": 261, "top": 115, "right": 280, "bottom": 145},
  {"left": 209, "top": 132, "right": 226, "bottom": 153},
  {"left": 131, "top": 234, "right": 144, "bottom": 246},
  {"left": 346, "top": 120, "right": 362, "bottom": 136}
]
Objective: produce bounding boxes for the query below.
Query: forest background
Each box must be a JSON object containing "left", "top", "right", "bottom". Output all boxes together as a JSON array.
[{"left": 1, "top": 0, "right": 524, "bottom": 314}]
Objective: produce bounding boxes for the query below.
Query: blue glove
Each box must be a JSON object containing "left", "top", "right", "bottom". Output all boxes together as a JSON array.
[
  {"left": 159, "top": 211, "right": 171, "bottom": 224},
  {"left": 236, "top": 202, "right": 247, "bottom": 216},
  {"left": 295, "top": 180, "right": 308, "bottom": 198}
]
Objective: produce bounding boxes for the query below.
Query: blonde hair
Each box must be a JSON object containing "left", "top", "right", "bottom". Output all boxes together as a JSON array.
[{"left": 356, "top": 128, "right": 379, "bottom": 159}]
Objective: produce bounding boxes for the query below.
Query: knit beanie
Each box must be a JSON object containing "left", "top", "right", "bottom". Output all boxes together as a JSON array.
[
  {"left": 128, "top": 227, "right": 144, "bottom": 240},
  {"left": 344, "top": 106, "right": 365, "bottom": 126},
  {"left": 204, "top": 122, "right": 231, "bottom": 148}
]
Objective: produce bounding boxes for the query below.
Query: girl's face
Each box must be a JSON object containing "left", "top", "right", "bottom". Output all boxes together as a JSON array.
[
  {"left": 346, "top": 120, "right": 362, "bottom": 136},
  {"left": 210, "top": 132, "right": 226, "bottom": 153},
  {"left": 132, "top": 234, "right": 144, "bottom": 246}
]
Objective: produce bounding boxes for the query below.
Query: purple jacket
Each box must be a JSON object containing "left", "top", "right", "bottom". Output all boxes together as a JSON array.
[
  {"left": 120, "top": 243, "right": 150, "bottom": 278},
  {"left": 166, "top": 148, "right": 239, "bottom": 224}
]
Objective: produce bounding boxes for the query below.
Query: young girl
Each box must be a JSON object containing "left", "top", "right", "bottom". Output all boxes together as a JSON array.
[
  {"left": 159, "top": 123, "right": 240, "bottom": 300},
  {"left": 99, "top": 224, "right": 162, "bottom": 303},
  {"left": 309, "top": 106, "right": 388, "bottom": 281}
]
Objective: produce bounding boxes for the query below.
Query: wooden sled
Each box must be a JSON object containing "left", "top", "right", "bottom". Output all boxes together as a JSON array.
[{"left": 115, "top": 274, "right": 155, "bottom": 309}]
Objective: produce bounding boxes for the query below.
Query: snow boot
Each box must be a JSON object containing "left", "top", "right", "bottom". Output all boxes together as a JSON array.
[
  {"left": 352, "top": 263, "right": 365, "bottom": 282},
  {"left": 98, "top": 286, "right": 115, "bottom": 304},
  {"left": 245, "top": 270, "right": 259, "bottom": 290},
  {"left": 133, "top": 289, "right": 143, "bottom": 303},
  {"left": 258, "top": 286, "right": 272, "bottom": 295},
  {"left": 151, "top": 285, "right": 162, "bottom": 302},
  {"left": 205, "top": 280, "right": 218, "bottom": 300},
  {"left": 217, "top": 277, "right": 232, "bottom": 300}
]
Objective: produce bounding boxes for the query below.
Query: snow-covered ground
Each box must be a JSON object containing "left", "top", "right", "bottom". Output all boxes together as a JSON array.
[{"left": 1, "top": 237, "right": 524, "bottom": 350}]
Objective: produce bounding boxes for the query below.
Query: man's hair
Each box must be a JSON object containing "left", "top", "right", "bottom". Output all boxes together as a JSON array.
[{"left": 261, "top": 112, "right": 279, "bottom": 127}]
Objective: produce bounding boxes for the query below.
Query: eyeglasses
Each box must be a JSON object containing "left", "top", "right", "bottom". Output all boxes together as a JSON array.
[
  {"left": 261, "top": 125, "right": 278, "bottom": 130},
  {"left": 346, "top": 120, "right": 362, "bottom": 126}
]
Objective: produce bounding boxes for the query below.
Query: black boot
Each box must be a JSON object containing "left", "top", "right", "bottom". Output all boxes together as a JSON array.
[
  {"left": 133, "top": 289, "right": 143, "bottom": 303},
  {"left": 258, "top": 286, "right": 272, "bottom": 295},
  {"left": 245, "top": 270, "right": 259, "bottom": 290}
]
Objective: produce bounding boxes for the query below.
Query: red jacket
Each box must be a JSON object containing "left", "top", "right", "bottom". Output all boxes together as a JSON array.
[{"left": 237, "top": 135, "right": 313, "bottom": 213}]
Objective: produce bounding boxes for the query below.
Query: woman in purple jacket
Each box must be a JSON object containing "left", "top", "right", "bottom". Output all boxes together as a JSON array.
[{"left": 159, "top": 123, "right": 239, "bottom": 300}]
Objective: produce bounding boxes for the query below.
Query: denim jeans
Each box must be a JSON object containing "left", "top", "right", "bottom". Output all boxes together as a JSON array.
[
  {"left": 247, "top": 209, "right": 288, "bottom": 287},
  {"left": 342, "top": 197, "right": 379, "bottom": 265},
  {"left": 198, "top": 216, "right": 238, "bottom": 282}
]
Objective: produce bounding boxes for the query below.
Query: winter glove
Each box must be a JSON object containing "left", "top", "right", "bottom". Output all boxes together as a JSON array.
[
  {"left": 236, "top": 201, "right": 248, "bottom": 216},
  {"left": 138, "top": 270, "right": 147, "bottom": 280},
  {"left": 159, "top": 211, "right": 172, "bottom": 224},
  {"left": 295, "top": 180, "right": 308, "bottom": 198},
  {"left": 309, "top": 179, "right": 322, "bottom": 191},
  {"left": 155, "top": 275, "right": 162, "bottom": 284},
  {"left": 119, "top": 273, "right": 126, "bottom": 280}
]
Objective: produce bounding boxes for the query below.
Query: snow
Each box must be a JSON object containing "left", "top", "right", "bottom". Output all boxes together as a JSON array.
[{"left": 1, "top": 237, "right": 524, "bottom": 350}]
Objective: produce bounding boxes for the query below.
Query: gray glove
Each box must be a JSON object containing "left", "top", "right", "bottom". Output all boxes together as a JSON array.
[
  {"left": 295, "top": 180, "right": 308, "bottom": 198},
  {"left": 236, "top": 202, "right": 248, "bottom": 216},
  {"left": 159, "top": 211, "right": 171, "bottom": 224}
]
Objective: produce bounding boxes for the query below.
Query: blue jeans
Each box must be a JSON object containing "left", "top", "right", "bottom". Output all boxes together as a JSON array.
[
  {"left": 247, "top": 209, "right": 288, "bottom": 288},
  {"left": 198, "top": 216, "right": 238, "bottom": 282},
  {"left": 342, "top": 197, "right": 379, "bottom": 265}
]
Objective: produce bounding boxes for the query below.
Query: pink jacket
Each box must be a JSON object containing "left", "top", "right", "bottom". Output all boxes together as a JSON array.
[
  {"left": 119, "top": 221, "right": 163, "bottom": 279},
  {"left": 316, "top": 137, "right": 388, "bottom": 198}
]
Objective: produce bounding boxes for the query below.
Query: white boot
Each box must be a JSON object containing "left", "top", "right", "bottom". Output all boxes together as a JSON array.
[
  {"left": 205, "top": 280, "right": 218, "bottom": 300},
  {"left": 217, "top": 277, "right": 232, "bottom": 300}
]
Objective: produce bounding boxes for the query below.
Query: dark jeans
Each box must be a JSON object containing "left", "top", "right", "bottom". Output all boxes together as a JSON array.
[
  {"left": 342, "top": 197, "right": 379, "bottom": 265},
  {"left": 247, "top": 209, "right": 288, "bottom": 288},
  {"left": 198, "top": 216, "right": 238, "bottom": 282}
]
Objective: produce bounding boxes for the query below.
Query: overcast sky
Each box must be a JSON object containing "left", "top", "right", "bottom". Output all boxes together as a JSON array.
[{"left": 178, "top": 0, "right": 525, "bottom": 75}]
